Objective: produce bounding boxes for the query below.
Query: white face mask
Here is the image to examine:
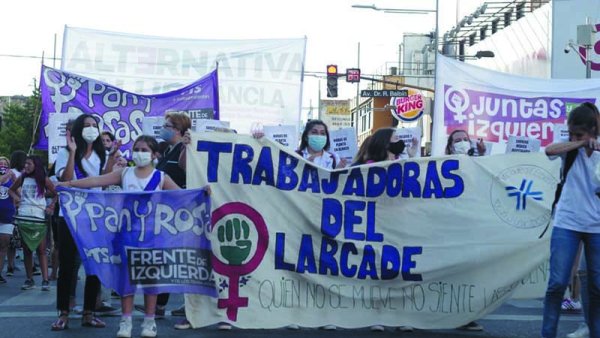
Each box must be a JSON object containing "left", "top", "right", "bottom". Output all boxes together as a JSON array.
[
  {"left": 132, "top": 152, "right": 153, "bottom": 167},
  {"left": 453, "top": 140, "right": 471, "bottom": 155},
  {"left": 82, "top": 127, "right": 100, "bottom": 144}
]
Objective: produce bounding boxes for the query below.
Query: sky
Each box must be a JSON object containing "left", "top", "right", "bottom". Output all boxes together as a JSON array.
[{"left": 0, "top": 0, "right": 483, "bottom": 116}]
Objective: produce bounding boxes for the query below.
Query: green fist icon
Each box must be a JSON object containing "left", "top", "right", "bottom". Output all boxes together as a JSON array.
[{"left": 217, "top": 218, "right": 251, "bottom": 265}]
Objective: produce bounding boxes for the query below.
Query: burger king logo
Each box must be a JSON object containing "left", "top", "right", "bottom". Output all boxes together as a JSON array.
[{"left": 390, "top": 88, "right": 425, "bottom": 122}]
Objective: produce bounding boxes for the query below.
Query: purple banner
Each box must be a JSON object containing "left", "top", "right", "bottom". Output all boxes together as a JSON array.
[
  {"left": 443, "top": 85, "right": 595, "bottom": 146},
  {"left": 38, "top": 65, "right": 219, "bottom": 154},
  {"left": 58, "top": 187, "right": 216, "bottom": 296}
]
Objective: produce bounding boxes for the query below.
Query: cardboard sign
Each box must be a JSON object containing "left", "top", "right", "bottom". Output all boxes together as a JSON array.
[
  {"left": 395, "top": 127, "right": 422, "bottom": 158},
  {"left": 553, "top": 123, "right": 569, "bottom": 143},
  {"left": 263, "top": 125, "right": 298, "bottom": 149},
  {"left": 193, "top": 119, "right": 231, "bottom": 133},
  {"left": 329, "top": 128, "right": 358, "bottom": 160},
  {"left": 142, "top": 117, "right": 164, "bottom": 140},
  {"left": 505, "top": 136, "right": 541, "bottom": 153},
  {"left": 48, "top": 112, "right": 82, "bottom": 163}
]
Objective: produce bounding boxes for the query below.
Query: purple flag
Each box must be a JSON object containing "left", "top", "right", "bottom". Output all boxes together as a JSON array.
[
  {"left": 38, "top": 65, "right": 219, "bottom": 154},
  {"left": 58, "top": 187, "right": 216, "bottom": 296}
]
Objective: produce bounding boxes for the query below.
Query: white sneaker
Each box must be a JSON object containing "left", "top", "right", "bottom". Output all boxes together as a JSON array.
[
  {"left": 141, "top": 318, "right": 157, "bottom": 338},
  {"left": 322, "top": 325, "right": 337, "bottom": 330},
  {"left": 287, "top": 324, "right": 300, "bottom": 330},
  {"left": 398, "top": 326, "right": 414, "bottom": 332},
  {"left": 217, "top": 322, "right": 232, "bottom": 330},
  {"left": 567, "top": 323, "right": 589, "bottom": 338},
  {"left": 370, "top": 325, "right": 385, "bottom": 332},
  {"left": 116, "top": 318, "right": 132, "bottom": 338}
]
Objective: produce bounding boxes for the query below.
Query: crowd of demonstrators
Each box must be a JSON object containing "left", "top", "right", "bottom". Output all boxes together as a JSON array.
[
  {"left": 57, "top": 135, "right": 180, "bottom": 338},
  {"left": 7, "top": 151, "right": 26, "bottom": 276},
  {"left": 542, "top": 102, "right": 600, "bottom": 338},
  {"left": 8, "top": 155, "right": 56, "bottom": 291},
  {"left": 445, "top": 129, "right": 487, "bottom": 156}
]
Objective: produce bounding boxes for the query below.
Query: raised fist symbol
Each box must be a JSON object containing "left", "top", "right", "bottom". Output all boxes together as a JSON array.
[{"left": 217, "top": 218, "right": 251, "bottom": 266}]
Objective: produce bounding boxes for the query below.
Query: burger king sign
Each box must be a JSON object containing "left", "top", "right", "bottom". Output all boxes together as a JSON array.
[{"left": 390, "top": 88, "right": 425, "bottom": 122}]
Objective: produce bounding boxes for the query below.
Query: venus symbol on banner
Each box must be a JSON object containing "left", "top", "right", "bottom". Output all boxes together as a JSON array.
[{"left": 211, "top": 202, "right": 269, "bottom": 321}]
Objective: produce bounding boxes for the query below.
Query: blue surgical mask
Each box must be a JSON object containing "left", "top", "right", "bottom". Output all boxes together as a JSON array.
[
  {"left": 159, "top": 128, "right": 176, "bottom": 142},
  {"left": 308, "top": 135, "right": 327, "bottom": 152}
]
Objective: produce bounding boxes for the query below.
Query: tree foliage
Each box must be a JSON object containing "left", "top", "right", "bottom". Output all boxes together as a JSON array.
[{"left": 0, "top": 90, "right": 43, "bottom": 158}]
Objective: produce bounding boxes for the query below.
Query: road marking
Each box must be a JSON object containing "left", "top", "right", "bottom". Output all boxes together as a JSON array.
[{"left": 0, "top": 290, "right": 55, "bottom": 306}]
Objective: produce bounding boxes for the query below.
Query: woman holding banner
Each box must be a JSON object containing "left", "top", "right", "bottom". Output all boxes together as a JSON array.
[
  {"left": 51, "top": 114, "right": 119, "bottom": 331},
  {"left": 8, "top": 155, "right": 56, "bottom": 291},
  {"left": 59, "top": 135, "right": 180, "bottom": 338},
  {"left": 297, "top": 120, "right": 347, "bottom": 170},
  {"left": 542, "top": 102, "right": 600, "bottom": 338}
]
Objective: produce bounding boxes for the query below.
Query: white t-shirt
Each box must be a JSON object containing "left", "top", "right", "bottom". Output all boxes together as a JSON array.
[
  {"left": 300, "top": 149, "right": 341, "bottom": 170},
  {"left": 553, "top": 147, "right": 600, "bottom": 233},
  {"left": 55, "top": 149, "right": 104, "bottom": 189},
  {"left": 18, "top": 177, "right": 46, "bottom": 219},
  {"left": 121, "top": 167, "right": 164, "bottom": 192}
]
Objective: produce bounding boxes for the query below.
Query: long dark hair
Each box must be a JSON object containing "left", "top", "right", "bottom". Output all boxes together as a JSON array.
[
  {"left": 568, "top": 102, "right": 600, "bottom": 137},
  {"left": 23, "top": 155, "right": 46, "bottom": 198},
  {"left": 366, "top": 128, "right": 395, "bottom": 163},
  {"left": 10, "top": 150, "right": 27, "bottom": 171},
  {"left": 298, "top": 119, "right": 331, "bottom": 152},
  {"left": 71, "top": 114, "right": 106, "bottom": 176}
]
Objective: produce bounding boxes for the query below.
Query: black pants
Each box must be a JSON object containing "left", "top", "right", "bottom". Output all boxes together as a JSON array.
[
  {"left": 56, "top": 218, "right": 100, "bottom": 312},
  {"left": 157, "top": 293, "right": 170, "bottom": 307}
]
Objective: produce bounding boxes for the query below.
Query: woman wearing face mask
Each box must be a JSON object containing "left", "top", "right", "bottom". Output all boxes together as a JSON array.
[
  {"left": 58, "top": 135, "right": 180, "bottom": 338},
  {"left": 352, "top": 127, "right": 405, "bottom": 166},
  {"left": 444, "top": 129, "right": 487, "bottom": 156},
  {"left": 156, "top": 112, "right": 190, "bottom": 189},
  {"left": 51, "top": 114, "right": 119, "bottom": 331},
  {"left": 297, "top": 120, "right": 347, "bottom": 170}
]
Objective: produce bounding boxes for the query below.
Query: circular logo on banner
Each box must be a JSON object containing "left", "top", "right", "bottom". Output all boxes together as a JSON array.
[
  {"left": 390, "top": 88, "right": 425, "bottom": 122},
  {"left": 489, "top": 165, "right": 556, "bottom": 229}
]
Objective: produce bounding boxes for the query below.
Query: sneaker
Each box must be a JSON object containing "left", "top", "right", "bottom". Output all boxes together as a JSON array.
[
  {"left": 6, "top": 268, "right": 13, "bottom": 277},
  {"left": 134, "top": 305, "right": 164, "bottom": 319},
  {"left": 322, "top": 325, "right": 337, "bottom": 330},
  {"left": 95, "top": 302, "right": 121, "bottom": 316},
  {"left": 116, "top": 317, "right": 132, "bottom": 338},
  {"left": 398, "top": 326, "right": 414, "bottom": 332},
  {"left": 562, "top": 298, "right": 582, "bottom": 312},
  {"left": 111, "top": 290, "right": 120, "bottom": 299},
  {"left": 286, "top": 324, "right": 300, "bottom": 330},
  {"left": 567, "top": 323, "right": 589, "bottom": 338},
  {"left": 21, "top": 279, "right": 35, "bottom": 290},
  {"left": 32, "top": 266, "right": 41, "bottom": 276},
  {"left": 0, "top": 276, "right": 6, "bottom": 284},
  {"left": 171, "top": 305, "right": 185, "bottom": 316},
  {"left": 174, "top": 319, "right": 192, "bottom": 330},
  {"left": 140, "top": 318, "right": 157, "bottom": 338},
  {"left": 458, "top": 321, "right": 483, "bottom": 331},
  {"left": 370, "top": 325, "right": 385, "bottom": 332},
  {"left": 41, "top": 280, "right": 50, "bottom": 291},
  {"left": 217, "top": 322, "right": 232, "bottom": 330}
]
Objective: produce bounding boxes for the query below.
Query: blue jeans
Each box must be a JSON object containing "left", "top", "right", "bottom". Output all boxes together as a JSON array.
[
  {"left": 541, "top": 227, "right": 600, "bottom": 338},
  {"left": 578, "top": 254, "right": 589, "bottom": 326}
]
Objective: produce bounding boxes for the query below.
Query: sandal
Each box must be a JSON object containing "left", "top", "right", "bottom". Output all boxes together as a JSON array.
[
  {"left": 81, "top": 313, "right": 106, "bottom": 328},
  {"left": 51, "top": 316, "right": 69, "bottom": 331}
]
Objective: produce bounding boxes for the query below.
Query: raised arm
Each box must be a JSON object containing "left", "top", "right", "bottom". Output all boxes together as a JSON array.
[
  {"left": 545, "top": 140, "right": 586, "bottom": 156},
  {"left": 62, "top": 168, "right": 124, "bottom": 189}
]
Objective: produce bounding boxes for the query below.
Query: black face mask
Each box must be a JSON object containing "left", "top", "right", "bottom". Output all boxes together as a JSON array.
[{"left": 388, "top": 140, "right": 405, "bottom": 156}]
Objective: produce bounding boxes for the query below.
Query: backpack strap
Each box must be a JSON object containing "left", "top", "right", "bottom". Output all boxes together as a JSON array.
[{"left": 561, "top": 149, "right": 578, "bottom": 183}]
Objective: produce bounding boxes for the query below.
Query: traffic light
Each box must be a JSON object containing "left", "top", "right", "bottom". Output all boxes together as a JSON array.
[{"left": 326, "top": 64, "right": 338, "bottom": 98}]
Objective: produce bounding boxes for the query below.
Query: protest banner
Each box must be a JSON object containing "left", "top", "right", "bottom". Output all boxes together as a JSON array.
[
  {"left": 48, "top": 112, "right": 82, "bottom": 163},
  {"left": 184, "top": 132, "right": 560, "bottom": 329},
  {"left": 39, "top": 65, "right": 219, "bottom": 158},
  {"left": 58, "top": 187, "right": 216, "bottom": 297},
  {"left": 395, "top": 127, "right": 421, "bottom": 158},
  {"left": 432, "top": 54, "right": 600, "bottom": 155},
  {"left": 553, "top": 124, "right": 569, "bottom": 143},
  {"left": 61, "top": 26, "right": 306, "bottom": 134},
  {"left": 319, "top": 99, "right": 352, "bottom": 130},
  {"left": 142, "top": 117, "right": 164, "bottom": 141},
  {"left": 263, "top": 125, "right": 298, "bottom": 149},
  {"left": 193, "top": 119, "right": 231, "bottom": 133}
]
